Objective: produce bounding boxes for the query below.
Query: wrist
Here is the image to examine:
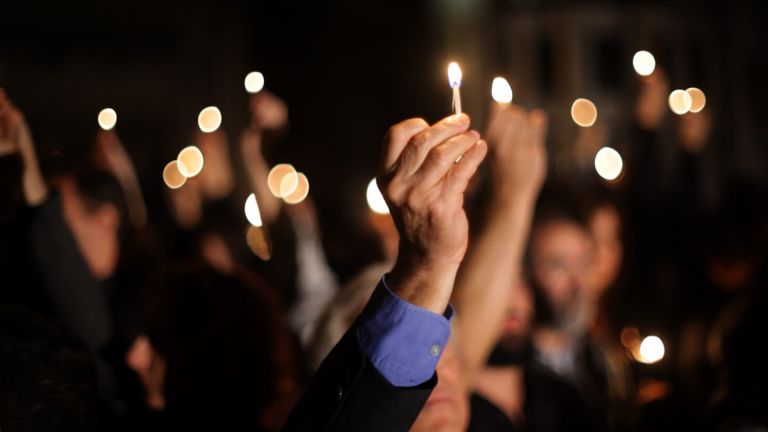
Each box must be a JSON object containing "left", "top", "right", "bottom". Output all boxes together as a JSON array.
[{"left": 389, "top": 251, "right": 459, "bottom": 315}]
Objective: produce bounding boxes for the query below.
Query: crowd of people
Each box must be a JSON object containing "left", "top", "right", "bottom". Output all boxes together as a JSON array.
[{"left": 1, "top": 59, "right": 766, "bottom": 432}]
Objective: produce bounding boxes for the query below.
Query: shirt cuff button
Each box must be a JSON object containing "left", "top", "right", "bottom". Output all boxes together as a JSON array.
[{"left": 430, "top": 344, "right": 440, "bottom": 357}]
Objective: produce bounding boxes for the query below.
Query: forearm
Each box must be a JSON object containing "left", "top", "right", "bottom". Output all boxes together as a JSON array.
[
  {"left": 452, "top": 192, "right": 536, "bottom": 386},
  {"left": 242, "top": 132, "right": 281, "bottom": 224},
  {"left": 17, "top": 122, "right": 48, "bottom": 205}
]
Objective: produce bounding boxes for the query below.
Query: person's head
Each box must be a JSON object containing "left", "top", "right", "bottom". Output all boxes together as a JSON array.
[
  {"left": 58, "top": 170, "right": 127, "bottom": 281},
  {"left": 0, "top": 305, "right": 99, "bottom": 432},
  {"left": 127, "top": 263, "right": 295, "bottom": 429},
  {"left": 526, "top": 186, "right": 593, "bottom": 332},
  {"left": 410, "top": 338, "right": 469, "bottom": 432}
]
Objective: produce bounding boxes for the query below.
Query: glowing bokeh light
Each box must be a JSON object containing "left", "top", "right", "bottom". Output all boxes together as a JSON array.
[
  {"left": 632, "top": 51, "right": 656, "bottom": 76},
  {"left": 491, "top": 77, "right": 513, "bottom": 104},
  {"left": 244, "top": 71, "right": 265, "bottom": 94},
  {"left": 176, "top": 146, "right": 204, "bottom": 178},
  {"left": 571, "top": 98, "right": 598, "bottom": 127},
  {"left": 246, "top": 225, "right": 271, "bottom": 260},
  {"left": 98, "top": 108, "right": 117, "bottom": 130},
  {"left": 162, "top": 161, "right": 187, "bottom": 189},
  {"left": 366, "top": 178, "right": 389, "bottom": 215},
  {"left": 267, "top": 164, "right": 297, "bottom": 198},
  {"left": 197, "top": 106, "right": 222, "bottom": 133},
  {"left": 668, "top": 90, "right": 693, "bottom": 115},
  {"left": 594, "top": 147, "right": 623, "bottom": 181},
  {"left": 638, "top": 336, "right": 665, "bottom": 364},
  {"left": 244, "top": 193, "right": 263, "bottom": 227},
  {"left": 283, "top": 173, "right": 310, "bottom": 205},
  {"left": 279, "top": 171, "right": 299, "bottom": 198},
  {"left": 686, "top": 87, "right": 706, "bottom": 113}
]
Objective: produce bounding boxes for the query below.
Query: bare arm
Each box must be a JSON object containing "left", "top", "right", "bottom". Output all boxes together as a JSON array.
[
  {"left": 0, "top": 89, "right": 48, "bottom": 205},
  {"left": 452, "top": 105, "right": 548, "bottom": 387}
]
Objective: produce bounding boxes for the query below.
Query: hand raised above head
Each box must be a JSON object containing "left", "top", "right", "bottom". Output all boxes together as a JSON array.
[{"left": 377, "top": 113, "right": 487, "bottom": 313}]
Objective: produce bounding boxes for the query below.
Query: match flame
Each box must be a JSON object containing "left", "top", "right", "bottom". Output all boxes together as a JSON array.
[
  {"left": 244, "top": 193, "right": 263, "bottom": 227},
  {"left": 448, "top": 62, "right": 462, "bottom": 88}
]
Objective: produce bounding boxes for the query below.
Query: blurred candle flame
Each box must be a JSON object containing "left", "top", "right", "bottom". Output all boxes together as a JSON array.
[
  {"left": 198, "top": 106, "right": 222, "bottom": 133},
  {"left": 176, "top": 146, "right": 204, "bottom": 178},
  {"left": 366, "top": 178, "right": 389, "bottom": 215},
  {"left": 244, "top": 193, "right": 263, "bottom": 227},
  {"left": 491, "top": 77, "right": 513, "bottom": 104},
  {"left": 244, "top": 71, "right": 265, "bottom": 94},
  {"left": 98, "top": 108, "right": 117, "bottom": 130},
  {"left": 633, "top": 51, "right": 656, "bottom": 76},
  {"left": 668, "top": 90, "right": 693, "bottom": 115}
]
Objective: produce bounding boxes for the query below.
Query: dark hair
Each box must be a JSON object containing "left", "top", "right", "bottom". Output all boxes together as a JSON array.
[
  {"left": 71, "top": 169, "right": 130, "bottom": 241},
  {"left": 141, "top": 262, "right": 295, "bottom": 429},
  {"left": 0, "top": 305, "right": 99, "bottom": 432}
]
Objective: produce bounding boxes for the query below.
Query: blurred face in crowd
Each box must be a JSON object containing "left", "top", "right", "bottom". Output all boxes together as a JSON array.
[
  {"left": 126, "top": 335, "right": 167, "bottom": 410},
  {"left": 587, "top": 205, "right": 623, "bottom": 299},
  {"left": 410, "top": 341, "right": 469, "bottom": 432},
  {"left": 59, "top": 178, "right": 120, "bottom": 281},
  {"left": 529, "top": 219, "right": 593, "bottom": 328}
]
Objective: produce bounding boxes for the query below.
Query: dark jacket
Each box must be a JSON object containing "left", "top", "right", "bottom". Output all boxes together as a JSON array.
[{"left": 283, "top": 323, "right": 436, "bottom": 431}]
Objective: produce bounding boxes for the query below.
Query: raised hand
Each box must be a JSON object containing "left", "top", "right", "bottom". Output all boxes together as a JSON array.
[{"left": 377, "top": 113, "right": 487, "bottom": 314}]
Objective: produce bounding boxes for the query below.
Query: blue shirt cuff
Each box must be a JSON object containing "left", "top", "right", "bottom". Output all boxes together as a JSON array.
[{"left": 357, "top": 275, "right": 453, "bottom": 387}]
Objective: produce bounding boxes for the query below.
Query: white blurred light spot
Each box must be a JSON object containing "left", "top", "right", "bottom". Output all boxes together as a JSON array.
[
  {"left": 668, "top": 90, "right": 693, "bottom": 115},
  {"left": 594, "top": 147, "right": 623, "bottom": 181},
  {"left": 366, "top": 178, "right": 389, "bottom": 215},
  {"left": 633, "top": 51, "right": 656, "bottom": 76},
  {"left": 244, "top": 193, "right": 263, "bottom": 227},
  {"left": 491, "top": 77, "right": 513, "bottom": 104},
  {"left": 638, "top": 336, "right": 665, "bottom": 364},
  {"left": 198, "top": 106, "right": 222, "bottom": 133},
  {"left": 176, "top": 146, "right": 204, "bottom": 178},
  {"left": 162, "top": 161, "right": 187, "bottom": 189},
  {"left": 98, "top": 108, "right": 117, "bottom": 130},
  {"left": 244, "top": 71, "right": 265, "bottom": 94},
  {"left": 571, "top": 98, "right": 598, "bottom": 127},
  {"left": 267, "top": 164, "right": 297, "bottom": 198},
  {"left": 283, "top": 173, "right": 310, "bottom": 205},
  {"left": 686, "top": 87, "right": 706, "bottom": 113}
]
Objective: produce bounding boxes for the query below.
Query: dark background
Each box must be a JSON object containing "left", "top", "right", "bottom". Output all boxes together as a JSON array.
[{"left": 2, "top": 0, "right": 766, "bottom": 337}]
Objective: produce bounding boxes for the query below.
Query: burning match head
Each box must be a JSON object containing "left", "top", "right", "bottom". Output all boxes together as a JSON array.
[{"left": 448, "top": 62, "right": 462, "bottom": 88}]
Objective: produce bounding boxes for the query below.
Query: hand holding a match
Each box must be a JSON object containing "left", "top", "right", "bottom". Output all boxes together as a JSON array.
[{"left": 378, "top": 113, "right": 487, "bottom": 314}]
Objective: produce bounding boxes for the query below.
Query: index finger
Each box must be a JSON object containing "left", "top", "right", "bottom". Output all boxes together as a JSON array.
[
  {"left": 396, "top": 113, "right": 471, "bottom": 176},
  {"left": 380, "top": 118, "right": 430, "bottom": 173}
]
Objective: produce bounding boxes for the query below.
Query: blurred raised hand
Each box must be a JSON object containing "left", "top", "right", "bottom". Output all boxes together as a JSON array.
[{"left": 0, "top": 88, "right": 47, "bottom": 205}]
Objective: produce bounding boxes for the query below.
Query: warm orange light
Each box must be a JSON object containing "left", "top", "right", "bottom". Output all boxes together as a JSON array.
[
  {"left": 98, "top": 108, "right": 117, "bottom": 130},
  {"left": 283, "top": 173, "right": 310, "bottom": 204},
  {"left": 267, "top": 164, "right": 297, "bottom": 198},
  {"left": 447, "top": 62, "right": 462, "bottom": 88},
  {"left": 686, "top": 87, "right": 706, "bottom": 113},
  {"left": 176, "top": 146, "right": 204, "bottom": 178},
  {"left": 198, "top": 106, "right": 222, "bottom": 132},
  {"left": 668, "top": 90, "right": 693, "bottom": 115},
  {"left": 571, "top": 98, "right": 598, "bottom": 127},
  {"left": 163, "top": 161, "right": 187, "bottom": 189}
]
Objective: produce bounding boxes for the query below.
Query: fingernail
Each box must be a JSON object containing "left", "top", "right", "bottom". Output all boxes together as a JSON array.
[
  {"left": 467, "top": 130, "right": 480, "bottom": 139},
  {"left": 451, "top": 113, "right": 469, "bottom": 124}
]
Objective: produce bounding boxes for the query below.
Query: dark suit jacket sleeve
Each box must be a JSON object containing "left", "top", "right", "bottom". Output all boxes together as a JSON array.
[{"left": 282, "top": 323, "right": 436, "bottom": 432}]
